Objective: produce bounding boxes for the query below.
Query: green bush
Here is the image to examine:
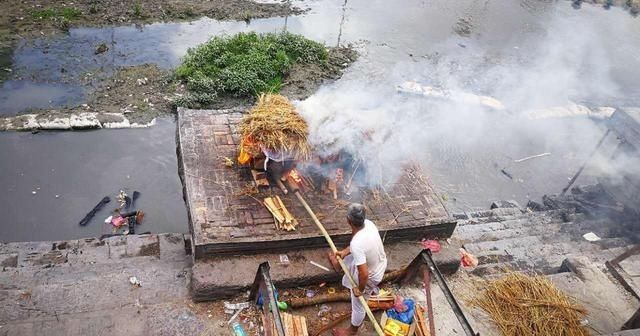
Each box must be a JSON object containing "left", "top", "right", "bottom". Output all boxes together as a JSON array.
[{"left": 175, "top": 32, "right": 327, "bottom": 98}]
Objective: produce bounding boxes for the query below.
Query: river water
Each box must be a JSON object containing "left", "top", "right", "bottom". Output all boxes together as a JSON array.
[{"left": 1, "top": 0, "right": 639, "bottom": 241}]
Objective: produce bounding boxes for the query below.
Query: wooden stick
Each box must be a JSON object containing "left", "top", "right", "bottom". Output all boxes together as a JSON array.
[
  {"left": 293, "top": 191, "right": 385, "bottom": 336},
  {"left": 300, "top": 316, "right": 308, "bottom": 336},
  {"left": 345, "top": 159, "right": 361, "bottom": 195},
  {"left": 276, "top": 179, "right": 289, "bottom": 194},
  {"left": 264, "top": 197, "right": 285, "bottom": 224}
]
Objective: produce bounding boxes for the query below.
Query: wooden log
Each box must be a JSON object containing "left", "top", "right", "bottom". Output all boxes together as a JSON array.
[
  {"left": 275, "top": 196, "right": 294, "bottom": 224},
  {"left": 264, "top": 197, "right": 285, "bottom": 224},
  {"left": 300, "top": 316, "right": 308, "bottom": 336},
  {"left": 293, "top": 315, "right": 302, "bottom": 336},
  {"left": 415, "top": 304, "right": 429, "bottom": 336},
  {"left": 276, "top": 179, "right": 289, "bottom": 194},
  {"left": 287, "top": 292, "right": 351, "bottom": 308}
]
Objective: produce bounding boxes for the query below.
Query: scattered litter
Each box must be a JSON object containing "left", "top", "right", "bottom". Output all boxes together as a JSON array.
[
  {"left": 460, "top": 248, "right": 479, "bottom": 268},
  {"left": 305, "top": 290, "right": 316, "bottom": 298},
  {"left": 279, "top": 254, "right": 290, "bottom": 265},
  {"left": 94, "top": 43, "right": 109, "bottom": 55},
  {"left": 227, "top": 306, "right": 245, "bottom": 325},
  {"left": 514, "top": 152, "right": 551, "bottom": 163},
  {"left": 111, "top": 215, "right": 127, "bottom": 228},
  {"left": 327, "top": 287, "right": 336, "bottom": 294},
  {"left": 310, "top": 261, "right": 330, "bottom": 272},
  {"left": 117, "top": 190, "right": 128, "bottom": 208},
  {"left": 501, "top": 169, "right": 513, "bottom": 180},
  {"left": 129, "top": 276, "right": 141, "bottom": 287},
  {"left": 104, "top": 215, "right": 113, "bottom": 224},
  {"left": 223, "top": 156, "right": 234, "bottom": 167},
  {"left": 583, "top": 232, "right": 601, "bottom": 242},
  {"left": 224, "top": 301, "right": 251, "bottom": 311},
  {"left": 136, "top": 77, "right": 148, "bottom": 86},
  {"left": 55, "top": 194, "right": 60, "bottom": 198},
  {"left": 318, "top": 282, "right": 326, "bottom": 287},
  {"left": 79, "top": 196, "right": 110, "bottom": 226},
  {"left": 231, "top": 321, "right": 247, "bottom": 336},
  {"left": 31, "top": 191, "right": 36, "bottom": 195},
  {"left": 421, "top": 239, "right": 442, "bottom": 253},
  {"left": 317, "top": 304, "right": 332, "bottom": 317}
]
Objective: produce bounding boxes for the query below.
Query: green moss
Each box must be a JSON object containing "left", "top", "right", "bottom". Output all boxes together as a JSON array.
[
  {"left": 175, "top": 32, "right": 327, "bottom": 98},
  {"left": 31, "top": 7, "right": 82, "bottom": 20},
  {"left": 132, "top": 3, "right": 143, "bottom": 18}
]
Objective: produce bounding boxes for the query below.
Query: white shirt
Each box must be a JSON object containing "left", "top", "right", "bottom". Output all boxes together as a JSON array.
[{"left": 349, "top": 219, "right": 387, "bottom": 284}]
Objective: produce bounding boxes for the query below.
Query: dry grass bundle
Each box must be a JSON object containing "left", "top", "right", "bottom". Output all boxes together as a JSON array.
[
  {"left": 470, "top": 272, "right": 589, "bottom": 336},
  {"left": 239, "top": 93, "right": 311, "bottom": 160}
]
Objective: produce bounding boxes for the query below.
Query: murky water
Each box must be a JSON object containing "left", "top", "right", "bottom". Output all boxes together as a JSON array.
[
  {"left": 0, "top": 118, "right": 187, "bottom": 242},
  {"left": 1, "top": 0, "right": 639, "bottom": 241}
]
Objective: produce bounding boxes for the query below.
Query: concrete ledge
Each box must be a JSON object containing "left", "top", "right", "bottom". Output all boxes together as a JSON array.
[
  {"left": 191, "top": 241, "right": 460, "bottom": 301},
  {"left": 0, "top": 112, "right": 156, "bottom": 131}
]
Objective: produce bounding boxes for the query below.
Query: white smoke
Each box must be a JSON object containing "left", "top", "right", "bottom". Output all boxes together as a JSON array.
[{"left": 297, "top": 5, "right": 636, "bottom": 192}]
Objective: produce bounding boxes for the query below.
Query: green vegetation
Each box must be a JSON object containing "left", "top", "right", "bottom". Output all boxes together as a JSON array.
[
  {"left": 174, "top": 32, "right": 328, "bottom": 105},
  {"left": 31, "top": 7, "right": 82, "bottom": 20},
  {"left": 132, "top": 3, "right": 143, "bottom": 18}
]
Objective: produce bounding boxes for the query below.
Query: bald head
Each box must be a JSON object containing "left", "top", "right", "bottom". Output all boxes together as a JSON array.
[{"left": 346, "top": 203, "right": 366, "bottom": 228}]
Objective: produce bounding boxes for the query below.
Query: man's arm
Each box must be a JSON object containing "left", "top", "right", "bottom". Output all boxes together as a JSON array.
[
  {"left": 336, "top": 246, "right": 351, "bottom": 259},
  {"left": 354, "top": 263, "right": 368, "bottom": 296}
]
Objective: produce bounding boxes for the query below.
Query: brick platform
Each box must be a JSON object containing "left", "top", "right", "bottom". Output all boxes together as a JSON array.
[{"left": 177, "top": 108, "right": 456, "bottom": 259}]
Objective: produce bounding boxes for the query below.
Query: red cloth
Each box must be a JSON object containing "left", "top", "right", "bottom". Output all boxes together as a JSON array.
[{"left": 421, "top": 239, "right": 442, "bottom": 253}]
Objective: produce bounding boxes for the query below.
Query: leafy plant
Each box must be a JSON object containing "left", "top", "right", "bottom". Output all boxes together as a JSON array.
[
  {"left": 175, "top": 32, "right": 327, "bottom": 99},
  {"left": 132, "top": 3, "right": 143, "bottom": 18}
]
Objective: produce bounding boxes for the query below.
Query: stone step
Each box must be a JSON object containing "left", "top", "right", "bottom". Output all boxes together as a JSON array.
[
  {"left": 603, "top": 329, "right": 640, "bottom": 336},
  {"left": 191, "top": 241, "right": 461, "bottom": 302},
  {"left": 466, "top": 237, "right": 634, "bottom": 278},
  {"left": 463, "top": 235, "right": 543, "bottom": 256}
]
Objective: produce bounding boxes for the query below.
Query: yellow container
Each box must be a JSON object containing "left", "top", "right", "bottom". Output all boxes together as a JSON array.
[{"left": 380, "top": 312, "right": 416, "bottom": 336}]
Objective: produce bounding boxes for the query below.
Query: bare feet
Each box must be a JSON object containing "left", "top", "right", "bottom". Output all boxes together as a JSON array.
[{"left": 332, "top": 327, "right": 357, "bottom": 336}]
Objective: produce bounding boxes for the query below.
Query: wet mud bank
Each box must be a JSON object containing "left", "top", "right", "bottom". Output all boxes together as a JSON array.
[
  {"left": 0, "top": 46, "right": 357, "bottom": 131},
  {"left": 2, "top": 0, "right": 302, "bottom": 38}
]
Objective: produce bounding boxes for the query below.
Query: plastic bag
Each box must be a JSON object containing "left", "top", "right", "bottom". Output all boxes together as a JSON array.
[{"left": 386, "top": 298, "right": 415, "bottom": 324}]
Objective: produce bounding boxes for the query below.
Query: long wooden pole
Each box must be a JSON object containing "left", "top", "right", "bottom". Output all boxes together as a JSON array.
[
  {"left": 561, "top": 129, "right": 610, "bottom": 195},
  {"left": 294, "top": 191, "right": 385, "bottom": 336}
]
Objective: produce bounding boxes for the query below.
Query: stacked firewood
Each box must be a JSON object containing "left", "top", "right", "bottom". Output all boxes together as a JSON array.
[
  {"left": 264, "top": 196, "right": 298, "bottom": 231},
  {"left": 269, "top": 312, "right": 308, "bottom": 336}
]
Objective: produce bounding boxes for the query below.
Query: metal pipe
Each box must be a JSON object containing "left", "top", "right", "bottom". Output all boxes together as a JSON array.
[{"left": 421, "top": 250, "right": 478, "bottom": 336}]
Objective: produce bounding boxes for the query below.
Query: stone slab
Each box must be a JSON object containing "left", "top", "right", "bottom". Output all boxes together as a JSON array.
[
  {"left": 177, "top": 107, "right": 456, "bottom": 259},
  {"left": 191, "top": 241, "right": 460, "bottom": 301},
  {"left": 555, "top": 256, "right": 640, "bottom": 334}
]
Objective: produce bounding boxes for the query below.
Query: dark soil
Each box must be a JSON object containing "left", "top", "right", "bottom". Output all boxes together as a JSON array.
[
  {"left": 64, "top": 64, "right": 181, "bottom": 124},
  {"left": 281, "top": 47, "right": 359, "bottom": 101}
]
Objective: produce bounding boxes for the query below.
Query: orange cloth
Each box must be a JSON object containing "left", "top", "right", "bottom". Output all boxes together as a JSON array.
[{"left": 237, "top": 137, "right": 255, "bottom": 165}]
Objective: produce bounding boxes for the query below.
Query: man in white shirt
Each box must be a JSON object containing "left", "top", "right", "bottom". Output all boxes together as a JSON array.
[{"left": 331, "top": 203, "right": 388, "bottom": 336}]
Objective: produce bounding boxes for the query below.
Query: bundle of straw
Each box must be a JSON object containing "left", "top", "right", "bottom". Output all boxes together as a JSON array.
[
  {"left": 239, "top": 94, "right": 311, "bottom": 160},
  {"left": 470, "top": 272, "right": 589, "bottom": 336}
]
